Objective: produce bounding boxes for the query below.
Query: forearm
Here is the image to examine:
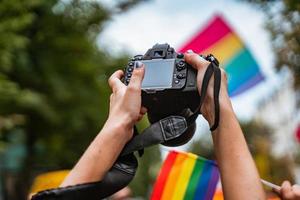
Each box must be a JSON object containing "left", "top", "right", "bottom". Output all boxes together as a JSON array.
[
  {"left": 60, "top": 119, "right": 131, "bottom": 187},
  {"left": 60, "top": 67, "right": 144, "bottom": 188},
  {"left": 212, "top": 101, "right": 265, "bottom": 200},
  {"left": 184, "top": 52, "right": 265, "bottom": 199}
]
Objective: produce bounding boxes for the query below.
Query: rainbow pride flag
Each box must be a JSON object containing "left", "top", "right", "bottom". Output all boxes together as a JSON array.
[
  {"left": 151, "top": 150, "right": 219, "bottom": 200},
  {"left": 179, "top": 14, "right": 264, "bottom": 96}
]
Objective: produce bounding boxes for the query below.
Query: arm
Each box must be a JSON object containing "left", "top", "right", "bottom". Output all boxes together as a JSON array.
[
  {"left": 61, "top": 64, "right": 146, "bottom": 186},
  {"left": 185, "top": 51, "right": 265, "bottom": 200}
]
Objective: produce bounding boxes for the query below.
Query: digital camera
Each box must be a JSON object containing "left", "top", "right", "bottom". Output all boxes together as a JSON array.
[{"left": 124, "top": 43, "right": 200, "bottom": 124}]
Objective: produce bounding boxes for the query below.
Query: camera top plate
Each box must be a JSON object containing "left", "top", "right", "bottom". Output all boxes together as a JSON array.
[{"left": 124, "top": 44, "right": 189, "bottom": 93}]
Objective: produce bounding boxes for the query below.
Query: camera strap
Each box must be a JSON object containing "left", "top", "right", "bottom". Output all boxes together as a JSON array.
[
  {"left": 31, "top": 152, "right": 138, "bottom": 200},
  {"left": 31, "top": 55, "right": 222, "bottom": 200},
  {"left": 121, "top": 116, "right": 188, "bottom": 156},
  {"left": 187, "top": 55, "right": 221, "bottom": 131},
  {"left": 31, "top": 116, "right": 192, "bottom": 200}
]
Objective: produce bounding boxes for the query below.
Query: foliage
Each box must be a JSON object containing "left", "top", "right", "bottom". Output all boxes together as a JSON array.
[
  {"left": 246, "top": 0, "right": 300, "bottom": 89},
  {"left": 246, "top": 0, "right": 300, "bottom": 183},
  {"left": 0, "top": 0, "right": 158, "bottom": 199},
  {"left": 241, "top": 120, "right": 295, "bottom": 184}
]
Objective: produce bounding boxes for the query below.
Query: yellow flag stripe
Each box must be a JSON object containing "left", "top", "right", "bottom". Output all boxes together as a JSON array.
[
  {"left": 172, "top": 153, "right": 197, "bottom": 200},
  {"left": 161, "top": 153, "right": 186, "bottom": 200},
  {"left": 202, "top": 32, "right": 243, "bottom": 65}
]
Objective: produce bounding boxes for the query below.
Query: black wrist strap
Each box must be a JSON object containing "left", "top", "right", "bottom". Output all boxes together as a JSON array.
[
  {"left": 210, "top": 65, "right": 221, "bottom": 131},
  {"left": 187, "top": 59, "right": 221, "bottom": 132}
]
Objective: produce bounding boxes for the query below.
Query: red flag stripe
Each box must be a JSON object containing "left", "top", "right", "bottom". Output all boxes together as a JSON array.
[
  {"left": 178, "top": 15, "right": 232, "bottom": 53},
  {"left": 150, "top": 151, "right": 178, "bottom": 199}
]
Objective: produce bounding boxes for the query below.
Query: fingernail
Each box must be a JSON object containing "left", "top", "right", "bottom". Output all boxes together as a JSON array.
[
  {"left": 186, "top": 49, "right": 194, "bottom": 54},
  {"left": 135, "top": 61, "right": 144, "bottom": 68}
]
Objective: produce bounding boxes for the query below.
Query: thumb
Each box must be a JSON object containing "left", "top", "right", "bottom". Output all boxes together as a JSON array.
[
  {"left": 128, "top": 61, "right": 145, "bottom": 89},
  {"left": 184, "top": 50, "right": 210, "bottom": 70},
  {"left": 281, "top": 181, "right": 294, "bottom": 199}
]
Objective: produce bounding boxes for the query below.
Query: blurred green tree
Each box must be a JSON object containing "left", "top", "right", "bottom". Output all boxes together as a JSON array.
[
  {"left": 246, "top": 0, "right": 300, "bottom": 183},
  {"left": 0, "top": 0, "right": 158, "bottom": 199},
  {"left": 241, "top": 120, "right": 295, "bottom": 184},
  {"left": 246, "top": 0, "right": 300, "bottom": 89}
]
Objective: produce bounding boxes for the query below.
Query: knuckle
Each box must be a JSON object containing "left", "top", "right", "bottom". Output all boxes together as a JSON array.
[
  {"left": 194, "top": 57, "right": 210, "bottom": 70},
  {"left": 190, "top": 53, "right": 198, "bottom": 60},
  {"left": 108, "top": 77, "right": 114, "bottom": 86},
  {"left": 190, "top": 54, "right": 200, "bottom": 65},
  {"left": 133, "top": 68, "right": 143, "bottom": 77},
  {"left": 127, "top": 111, "right": 137, "bottom": 120},
  {"left": 127, "top": 85, "right": 139, "bottom": 93}
]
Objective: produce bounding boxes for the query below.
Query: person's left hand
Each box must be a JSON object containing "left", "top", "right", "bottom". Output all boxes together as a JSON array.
[{"left": 106, "top": 62, "right": 147, "bottom": 142}]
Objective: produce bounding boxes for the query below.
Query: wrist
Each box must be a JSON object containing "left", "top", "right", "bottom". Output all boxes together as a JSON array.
[
  {"left": 201, "top": 95, "right": 215, "bottom": 126},
  {"left": 202, "top": 92, "right": 233, "bottom": 127},
  {"left": 104, "top": 115, "right": 134, "bottom": 142}
]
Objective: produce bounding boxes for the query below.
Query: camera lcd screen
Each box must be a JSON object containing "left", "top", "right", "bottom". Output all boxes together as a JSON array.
[{"left": 140, "top": 59, "right": 175, "bottom": 89}]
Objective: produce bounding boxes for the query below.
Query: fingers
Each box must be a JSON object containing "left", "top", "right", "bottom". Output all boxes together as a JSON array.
[
  {"left": 140, "top": 106, "right": 147, "bottom": 115},
  {"left": 292, "top": 184, "right": 300, "bottom": 196},
  {"left": 128, "top": 62, "right": 145, "bottom": 90},
  {"left": 137, "top": 114, "right": 144, "bottom": 121},
  {"left": 138, "top": 106, "right": 147, "bottom": 121},
  {"left": 108, "top": 70, "right": 124, "bottom": 92},
  {"left": 184, "top": 50, "right": 210, "bottom": 70},
  {"left": 281, "top": 181, "right": 295, "bottom": 200},
  {"left": 137, "top": 107, "right": 147, "bottom": 121}
]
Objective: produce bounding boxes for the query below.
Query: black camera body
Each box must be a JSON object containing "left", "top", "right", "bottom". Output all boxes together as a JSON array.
[{"left": 124, "top": 43, "right": 200, "bottom": 123}]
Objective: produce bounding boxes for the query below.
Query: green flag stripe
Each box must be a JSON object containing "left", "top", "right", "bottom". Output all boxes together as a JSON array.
[{"left": 183, "top": 160, "right": 205, "bottom": 200}]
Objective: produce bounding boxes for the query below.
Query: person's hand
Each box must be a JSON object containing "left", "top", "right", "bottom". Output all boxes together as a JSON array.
[
  {"left": 275, "top": 181, "right": 300, "bottom": 200},
  {"left": 184, "top": 50, "right": 231, "bottom": 126},
  {"left": 58, "top": 64, "right": 146, "bottom": 188},
  {"left": 106, "top": 62, "right": 147, "bottom": 142}
]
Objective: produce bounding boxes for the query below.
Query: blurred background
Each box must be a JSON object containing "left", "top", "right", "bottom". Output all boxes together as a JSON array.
[{"left": 0, "top": 0, "right": 299, "bottom": 199}]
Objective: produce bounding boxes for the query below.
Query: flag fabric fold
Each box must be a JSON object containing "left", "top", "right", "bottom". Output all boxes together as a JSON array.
[
  {"left": 151, "top": 150, "right": 220, "bottom": 200},
  {"left": 178, "top": 14, "right": 264, "bottom": 96}
]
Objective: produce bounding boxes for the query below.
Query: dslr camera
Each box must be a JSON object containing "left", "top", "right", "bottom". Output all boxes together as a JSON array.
[{"left": 124, "top": 43, "right": 200, "bottom": 125}]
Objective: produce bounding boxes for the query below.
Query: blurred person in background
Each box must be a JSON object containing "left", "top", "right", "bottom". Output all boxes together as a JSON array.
[{"left": 276, "top": 181, "right": 300, "bottom": 200}]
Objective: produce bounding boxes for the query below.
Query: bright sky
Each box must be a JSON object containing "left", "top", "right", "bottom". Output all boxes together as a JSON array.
[
  {"left": 96, "top": 0, "right": 294, "bottom": 154},
  {"left": 98, "top": 0, "right": 285, "bottom": 122}
]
